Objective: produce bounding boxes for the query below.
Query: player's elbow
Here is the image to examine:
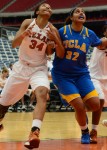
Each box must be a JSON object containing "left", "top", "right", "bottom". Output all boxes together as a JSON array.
[
  {"left": 57, "top": 51, "right": 65, "bottom": 58},
  {"left": 12, "top": 40, "right": 19, "bottom": 48},
  {"left": 12, "top": 41, "right": 16, "bottom": 48}
]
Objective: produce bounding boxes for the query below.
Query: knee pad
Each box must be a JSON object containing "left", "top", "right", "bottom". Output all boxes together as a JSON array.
[{"left": 0, "top": 104, "right": 9, "bottom": 119}]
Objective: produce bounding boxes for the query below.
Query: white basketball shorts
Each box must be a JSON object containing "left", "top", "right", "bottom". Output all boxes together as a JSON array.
[
  {"left": 91, "top": 78, "right": 107, "bottom": 101},
  {"left": 0, "top": 61, "right": 50, "bottom": 106}
]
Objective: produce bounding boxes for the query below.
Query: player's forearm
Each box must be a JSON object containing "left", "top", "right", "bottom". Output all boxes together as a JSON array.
[
  {"left": 46, "top": 47, "right": 54, "bottom": 55},
  {"left": 12, "top": 31, "right": 26, "bottom": 48},
  {"left": 97, "top": 38, "right": 107, "bottom": 50},
  {"left": 102, "top": 38, "right": 107, "bottom": 48},
  {"left": 55, "top": 39, "right": 65, "bottom": 58}
]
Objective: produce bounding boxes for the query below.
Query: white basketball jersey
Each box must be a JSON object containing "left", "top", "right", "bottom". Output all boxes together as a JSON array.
[
  {"left": 19, "top": 19, "right": 50, "bottom": 67},
  {"left": 89, "top": 47, "right": 107, "bottom": 80}
]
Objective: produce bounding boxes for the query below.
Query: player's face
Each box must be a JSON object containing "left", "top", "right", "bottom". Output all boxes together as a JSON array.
[
  {"left": 71, "top": 7, "right": 86, "bottom": 24},
  {"left": 37, "top": 3, "right": 52, "bottom": 19}
]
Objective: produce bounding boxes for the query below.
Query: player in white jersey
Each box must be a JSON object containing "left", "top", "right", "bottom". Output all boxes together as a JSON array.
[
  {"left": 89, "top": 25, "right": 107, "bottom": 143},
  {"left": 0, "top": 2, "right": 65, "bottom": 149}
]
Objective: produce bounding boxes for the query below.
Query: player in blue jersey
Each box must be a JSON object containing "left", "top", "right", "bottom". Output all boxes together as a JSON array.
[{"left": 51, "top": 7, "right": 107, "bottom": 144}]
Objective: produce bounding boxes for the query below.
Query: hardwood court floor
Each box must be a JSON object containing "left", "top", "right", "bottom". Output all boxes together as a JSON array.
[{"left": 0, "top": 112, "right": 107, "bottom": 150}]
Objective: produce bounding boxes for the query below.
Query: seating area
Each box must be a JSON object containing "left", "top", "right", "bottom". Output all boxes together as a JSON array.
[
  {"left": 1, "top": 0, "right": 107, "bottom": 13},
  {"left": 80, "top": 0, "right": 107, "bottom": 7},
  {"left": 0, "top": 37, "right": 18, "bottom": 70},
  {"left": 4, "top": 0, "right": 40, "bottom": 12},
  {"left": 41, "top": 0, "right": 81, "bottom": 9},
  {"left": 0, "top": 0, "right": 12, "bottom": 10},
  {"left": 0, "top": 0, "right": 107, "bottom": 26},
  {"left": 1, "top": 0, "right": 82, "bottom": 12}
]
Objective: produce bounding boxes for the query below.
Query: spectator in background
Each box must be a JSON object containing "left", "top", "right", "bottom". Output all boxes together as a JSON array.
[
  {"left": 29, "top": 90, "right": 36, "bottom": 109},
  {"left": 0, "top": 68, "right": 9, "bottom": 94},
  {"left": 9, "top": 88, "right": 35, "bottom": 111},
  {"left": 18, "top": 88, "right": 35, "bottom": 111},
  {"left": 8, "top": 63, "right": 13, "bottom": 75}
]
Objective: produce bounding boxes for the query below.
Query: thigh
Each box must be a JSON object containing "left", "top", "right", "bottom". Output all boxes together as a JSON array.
[
  {"left": 0, "top": 74, "right": 29, "bottom": 106},
  {"left": 30, "top": 68, "right": 50, "bottom": 91},
  {"left": 100, "top": 80, "right": 107, "bottom": 106},
  {"left": 76, "top": 74, "right": 98, "bottom": 102}
]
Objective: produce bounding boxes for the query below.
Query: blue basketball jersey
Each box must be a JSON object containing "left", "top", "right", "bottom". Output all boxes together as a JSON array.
[{"left": 52, "top": 25, "right": 101, "bottom": 76}]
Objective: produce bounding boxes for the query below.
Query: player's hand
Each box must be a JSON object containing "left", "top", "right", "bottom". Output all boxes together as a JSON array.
[
  {"left": 46, "top": 23, "right": 58, "bottom": 42},
  {"left": 21, "top": 28, "right": 32, "bottom": 38},
  {"left": 97, "top": 37, "right": 107, "bottom": 50},
  {"left": 21, "top": 24, "right": 34, "bottom": 38},
  {"left": 47, "top": 41, "right": 55, "bottom": 49}
]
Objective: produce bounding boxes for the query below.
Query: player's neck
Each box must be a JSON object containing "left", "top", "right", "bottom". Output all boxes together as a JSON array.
[
  {"left": 71, "top": 23, "right": 83, "bottom": 32},
  {"left": 36, "top": 17, "right": 48, "bottom": 29}
]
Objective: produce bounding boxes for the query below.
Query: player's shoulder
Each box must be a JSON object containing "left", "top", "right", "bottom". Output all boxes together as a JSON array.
[
  {"left": 58, "top": 26, "right": 66, "bottom": 35},
  {"left": 59, "top": 26, "right": 65, "bottom": 32},
  {"left": 21, "top": 19, "right": 34, "bottom": 28},
  {"left": 87, "top": 28, "right": 96, "bottom": 36},
  {"left": 23, "top": 18, "right": 34, "bottom": 24},
  {"left": 48, "top": 22, "right": 57, "bottom": 31},
  {"left": 48, "top": 22, "right": 59, "bottom": 36}
]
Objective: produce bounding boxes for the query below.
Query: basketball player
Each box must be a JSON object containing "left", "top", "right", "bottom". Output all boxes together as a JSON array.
[
  {"left": 0, "top": 2, "right": 65, "bottom": 149},
  {"left": 89, "top": 25, "right": 107, "bottom": 143},
  {"left": 51, "top": 7, "right": 107, "bottom": 144}
]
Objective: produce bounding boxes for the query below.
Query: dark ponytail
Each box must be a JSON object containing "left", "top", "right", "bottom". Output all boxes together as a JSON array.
[
  {"left": 65, "top": 16, "right": 71, "bottom": 25},
  {"left": 65, "top": 8, "right": 76, "bottom": 25}
]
